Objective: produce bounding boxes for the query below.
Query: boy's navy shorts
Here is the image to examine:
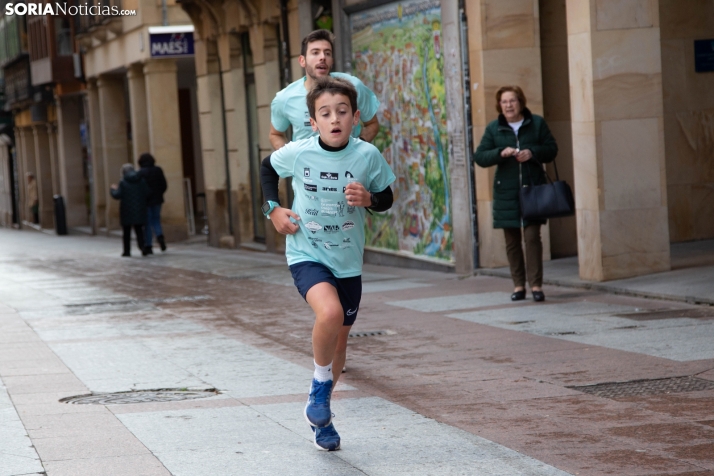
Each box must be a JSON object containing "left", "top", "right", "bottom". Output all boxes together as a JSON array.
[{"left": 289, "top": 261, "right": 362, "bottom": 326}]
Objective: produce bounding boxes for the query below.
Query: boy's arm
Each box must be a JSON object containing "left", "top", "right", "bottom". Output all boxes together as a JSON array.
[
  {"left": 260, "top": 155, "right": 300, "bottom": 234},
  {"left": 343, "top": 184, "right": 393, "bottom": 211},
  {"left": 367, "top": 186, "right": 393, "bottom": 212}
]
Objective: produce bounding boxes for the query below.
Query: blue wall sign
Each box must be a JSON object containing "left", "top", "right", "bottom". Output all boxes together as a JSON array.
[
  {"left": 694, "top": 39, "right": 714, "bottom": 73},
  {"left": 149, "top": 30, "right": 194, "bottom": 58}
]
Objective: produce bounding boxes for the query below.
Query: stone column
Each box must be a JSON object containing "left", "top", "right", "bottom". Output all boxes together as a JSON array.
[
  {"left": 15, "top": 127, "right": 29, "bottom": 223},
  {"left": 86, "top": 80, "right": 106, "bottom": 231},
  {"left": 442, "top": 0, "right": 475, "bottom": 274},
  {"left": 33, "top": 125, "right": 55, "bottom": 228},
  {"left": 0, "top": 146, "right": 9, "bottom": 226},
  {"left": 47, "top": 124, "right": 60, "bottom": 197},
  {"left": 465, "top": 0, "right": 549, "bottom": 268},
  {"left": 143, "top": 59, "right": 188, "bottom": 242},
  {"left": 195, "top": 38, "right": 230, "bottom": 248},
  {"left": 56, "top": 95, "right": 89, "bottom": 227},
  {"left": 541, "top": 0, "right": 577, "bottom": 258},
  {"left": 97, "top": 75, "right": 129, "bottom": 232},
  {"left": 251, "top": 25, "right": 284, "bottom": 252},
  {"left": 127, "top": 64, "right": 150, "bottom": 164},
  {"left": 223, "top": 32, "right": 253, "bottom": 246},
  {"left": 566, "top": 0, "right": 669, "bottom": 281}
]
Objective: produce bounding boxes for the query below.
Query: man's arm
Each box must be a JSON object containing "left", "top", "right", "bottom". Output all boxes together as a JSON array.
[
  {"left": 269, "top": 124, "right": 289, "bottom": 150},
  {"left": 359, "top": 116, "right": 379, "bottom": 143}
]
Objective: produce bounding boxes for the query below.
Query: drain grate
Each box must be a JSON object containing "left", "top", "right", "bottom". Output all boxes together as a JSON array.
[
  {"left": 348, "top": 330, "right": 394, "bottom": 338},
  {"left": 568, "top": 376, "right": 714, "bottom": 399},
  {"left": 60, "top": 388, "right": 219, "bottom": 405}
]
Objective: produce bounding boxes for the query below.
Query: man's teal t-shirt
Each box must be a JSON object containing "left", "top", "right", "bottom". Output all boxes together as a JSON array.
[
  {"left": 270, "top": 72, "right": 380, "bottom": 142},
  {"left": 270, "top": 136, "right": 395, "bottom": 278}
]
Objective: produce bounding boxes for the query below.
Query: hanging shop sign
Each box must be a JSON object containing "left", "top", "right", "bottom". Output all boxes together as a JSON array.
[{"left": 148, "top": 25, "right": 194, "bottom": 58}]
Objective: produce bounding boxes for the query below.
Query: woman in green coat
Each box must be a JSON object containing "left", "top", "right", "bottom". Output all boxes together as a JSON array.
[{"left": 474, "top": 86, "right": 558, "bottom": 302}]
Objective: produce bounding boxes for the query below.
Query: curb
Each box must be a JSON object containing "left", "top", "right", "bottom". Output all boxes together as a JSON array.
[{"left": 475, "top": 268, "right": 714, "bottom": 307}]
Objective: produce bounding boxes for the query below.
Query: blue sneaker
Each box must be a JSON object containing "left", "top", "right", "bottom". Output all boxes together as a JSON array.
[
  {"left": 304, "top": 378, "right": 333, "bottom": 428},
  {"left": 312, "top": 423, "right": 341, "bottom": 451}
]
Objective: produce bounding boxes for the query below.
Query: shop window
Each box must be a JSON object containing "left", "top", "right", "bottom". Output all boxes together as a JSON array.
[
  {"left": 54, "top": 17, "right": 72, "bottom": 56},
  {"left": 312, "top": 0, "right": 333, "bottom": 31}
]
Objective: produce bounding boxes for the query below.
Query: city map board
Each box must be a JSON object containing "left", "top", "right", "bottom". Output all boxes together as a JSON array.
[{"left": 351, "top": 0, "right": 453, "bottom": 262}]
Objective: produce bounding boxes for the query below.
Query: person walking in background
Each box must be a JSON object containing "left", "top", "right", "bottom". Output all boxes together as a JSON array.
[
  {"left": 137, "top": 153, "right": 168, "bottom": 254},
  {"left": 269, "top": 29, "right": 380, "bottom": 150},
  {"left": 26, "top": 173, "right": 39, "bottom": 224},
  {"left": 474, "top": 86, "right": 558, "bottom": 302},
  {"left": 111, "top": 164, "right": 150, "bottom": 257}
]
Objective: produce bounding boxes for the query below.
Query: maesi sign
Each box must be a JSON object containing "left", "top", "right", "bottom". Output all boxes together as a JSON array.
[{"left": 148, "top": 26, "right": 194, "bottom": 58}]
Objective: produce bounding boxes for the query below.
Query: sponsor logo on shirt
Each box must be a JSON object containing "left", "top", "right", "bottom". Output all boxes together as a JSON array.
[
  {"left": 305, "top": 194, "right": 319, "bottom": 201},
  {"left": 345, "top": 171, "right": 354, "bottom": 178},
  {"left": 337, "top": 201, "right": 346, "bottom": 217},
  {"left": 343, "top": 238, "right": 351, "bottom": 243},
  {"left": 346, "top": 308, "right": 357, "bottom": 316},
  {"left": 322, "top": 186, "right": 338, "bottom": 192},
  {"left": 304, "top": 183, "right": 317, "bottom": 192},
  {"left": 347, "top": 205, "right": 356, "bottom": 214},
  {"left": 320, "top": 172, "right": 338, "bottom": 180},
  {"left": 303, "top": 111, "right": 311, "bottom": 127},
  {"left": 304, "top": 168, "right": 310, "bottom": 177},
  {"left": 305, "top": 208, "right": 318, "bottom": 216},
  {"left": 308, "top": 237, "right": 322, "bottom": 248},
  {"left": 323, "top": 241, "right": 338, "bottom": 250},
  {"left": 305, "top": 221, "right": 322, "bottom": 234},
  {"left": 323, "top": 225, "right": 340, "bottom": 234},
  {"left": 342, "top": 221, "right": 355, "bottom": 231}
]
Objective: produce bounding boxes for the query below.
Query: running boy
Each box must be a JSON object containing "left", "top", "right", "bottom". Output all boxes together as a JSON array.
[{"left": 260, "top": 77, "right": 395, "bottom": 451}]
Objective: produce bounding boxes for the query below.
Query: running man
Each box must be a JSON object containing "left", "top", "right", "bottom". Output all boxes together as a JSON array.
[
  {"left": 269, "top": 29, "right": 380, "bottom": 150},
  {"left": 260, "top": 77, "right": 395, "bottom": 450}
]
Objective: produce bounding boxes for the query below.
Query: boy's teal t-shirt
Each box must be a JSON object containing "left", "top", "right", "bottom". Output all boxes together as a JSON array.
[
  {"left": 270, "top": 72, "right": 380, "bottom": 142},
  {"left": 270, "top": 136, "right": 396, "bottom": 278}
]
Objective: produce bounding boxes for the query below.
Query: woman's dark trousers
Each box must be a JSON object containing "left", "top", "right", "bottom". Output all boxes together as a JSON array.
[
  {"left": 503, "top": 225, "right": 543, "bottom": 289},
  {"left": 122, "top": 225, "right": 146, "bottom": 256}
]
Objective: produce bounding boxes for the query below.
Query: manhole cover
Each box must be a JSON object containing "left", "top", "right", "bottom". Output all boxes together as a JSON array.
[
  {"left": 568, "top": 377, "right": 714, "bottom": 399},
  {"left": 616, "top": 308, "right": 714, "bottom": 321},
  {"left": 348, "top": 330, "right": 394, "bottom": 338},
  {"left": 60, "top": 388, "right": 219, "bottom": 405}
]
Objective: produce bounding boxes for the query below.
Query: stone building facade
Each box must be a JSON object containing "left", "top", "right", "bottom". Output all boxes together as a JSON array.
[{"left": 0, "top": 0, "right": 711, "bottom": 284}]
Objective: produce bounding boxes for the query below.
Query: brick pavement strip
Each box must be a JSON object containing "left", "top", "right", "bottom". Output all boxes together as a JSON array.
[{"left": 0, "top": 229, "right": 713, "bottom": 475}]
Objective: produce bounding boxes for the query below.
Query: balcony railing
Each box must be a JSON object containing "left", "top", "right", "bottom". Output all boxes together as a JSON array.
[{"left": 74, "top": 0, "right": 124, "bottom": 35}]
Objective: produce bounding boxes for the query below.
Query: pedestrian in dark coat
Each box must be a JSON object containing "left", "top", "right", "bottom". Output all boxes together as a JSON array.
[
  {"left": 110, "top": 163, "right": 150, "bottom": 257},
  {"left": 137, "top": 153, "right": 168, "bottom": 254},
  {"left": 474, "top": 85, "right": 558, "bottom": 303}
]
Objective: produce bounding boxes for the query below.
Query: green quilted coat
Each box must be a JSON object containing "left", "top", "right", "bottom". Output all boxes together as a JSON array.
[{"left": 473, "top": 108, "right": 558, "bottom": 229}]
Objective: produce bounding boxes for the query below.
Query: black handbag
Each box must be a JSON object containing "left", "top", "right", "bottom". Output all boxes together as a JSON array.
[{"left": 519, "top": 158, "right": 575, "bottom": 221}]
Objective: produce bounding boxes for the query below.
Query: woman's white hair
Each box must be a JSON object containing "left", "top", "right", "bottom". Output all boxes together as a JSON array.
[{"left": 120, "top": 163, "right": 135, "bottom": 179}]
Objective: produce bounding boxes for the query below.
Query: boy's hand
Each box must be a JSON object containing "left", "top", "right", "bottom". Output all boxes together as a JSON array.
[
  {"left": 344, "top": 182, "right": 371, "bottom": 207},
  {"left": 270, "top": 207, "right": 301, "bottom": 235}
]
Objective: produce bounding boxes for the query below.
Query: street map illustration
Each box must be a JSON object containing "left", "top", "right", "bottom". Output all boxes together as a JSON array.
[{"left": 351, "top": 0, "right": 453, "bottom": 262}]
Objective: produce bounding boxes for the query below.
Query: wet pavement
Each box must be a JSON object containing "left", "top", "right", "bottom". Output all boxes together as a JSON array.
[{"left": 0, "top": 228, "right": 712, "bottom": 476}]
